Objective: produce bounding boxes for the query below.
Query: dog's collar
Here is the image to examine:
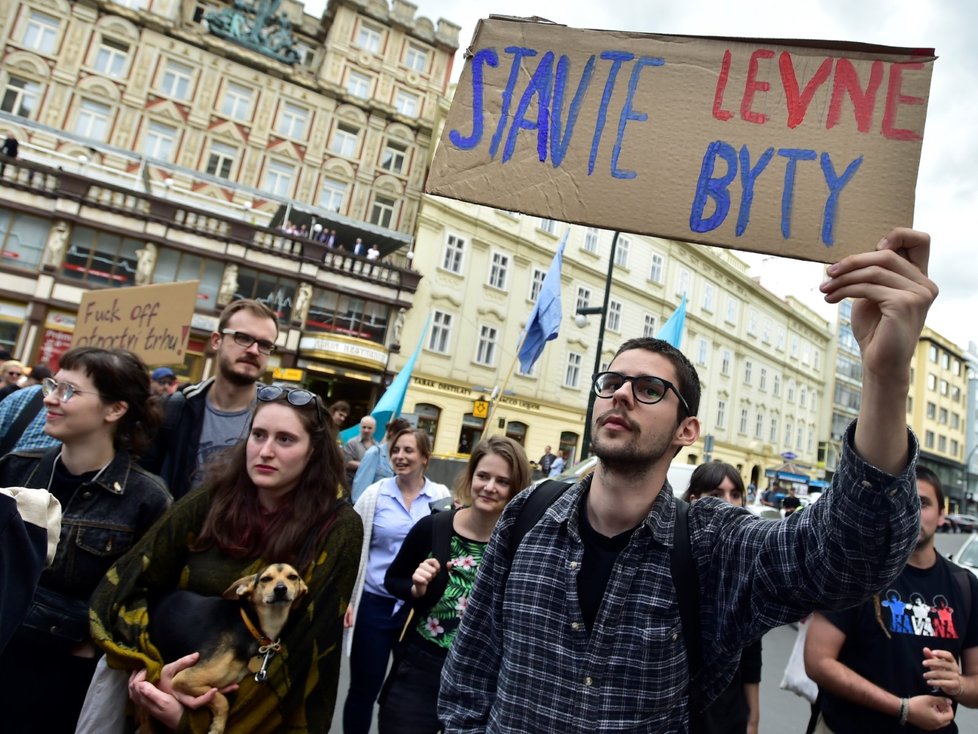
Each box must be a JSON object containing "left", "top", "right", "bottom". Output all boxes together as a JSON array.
[{"left": 240, "top": 607, "right": 277, "bottom": 648}]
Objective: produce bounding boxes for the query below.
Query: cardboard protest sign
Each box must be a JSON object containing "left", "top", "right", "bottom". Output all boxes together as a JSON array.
[
  {"left": 72, "top": 281, "right": 200, "bottom": 364},
  {"left": 426, "top": 17, "right": 935, "bottom": 262}
]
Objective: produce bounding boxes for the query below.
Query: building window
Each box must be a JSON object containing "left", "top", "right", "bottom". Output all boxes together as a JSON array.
[
  {"left": 475, "top": 325, "right": 498, "bottom": 366},
  {"left": 441, "top": 234, "right": 465, "bottom": 273},
  {"left": 0, "top": 209, "right": 49, "bottom": 271},
  {"left": 938, "top": 435, "right": 947, "bottom": 453},
  {"left": 770, "top": 417, "right": 778, "bottom": 444},
  {"left": 797, "top": 425, "right": 804, "bottom": 450},
  {"left": 739, "top": 408, "right": 749, "bottom": 434},
  {"left": 94, "top": 37, "right": 130, "bottom": 77},
  {"left": 230, "top": 267, "right": 295, "bottom": 323},
  {"left": 584, "top": 228, "right": 599, "bottom": 253},
  {"left": 721, "top": 349, "right": 731, "bottom": 376},
  {"left": 380, "top": 139, "right": 408, "bottom": 174},
  {"left": 529, "top": 268, "right": 545, "bottom": 302},
  {"left": 928, "top": 344, "right": 938, "bottom": 363},
  {"left": 940, "top": 379, "right": 949, "bottom": 396},
  {"left": 505, "top": 421, "right": 528, "bottom": 446},
  {"left": 939, "top": 407, "right": 948, "bottom": 425},
  {"left": 415, "top": 403, "right": 440, "bottom": 444},
  {"left": 74, "top": 99, "right": 112, "bottom": 141},
  {"left": 565, "top": 352, "right": 582, "bottom": 388},
  {"left": 539, "top": 218, "right": 556, "bottom": 234},
  {"left": 759, "top": 367, "right": 767, "bottom": 391},
  {"left": 318, "top": 178, "right": 348, "bottom": 212},
  {"left": 607, "top": 300, "right": 622, "bottom": 332},
  {"left": 151, "top": 247, "right": 225, "bottom": 307},
  {"left": 677, "top": 269, "right": 691, "bottom": 296},
  {"left": 346, "top": 70, "right": 372, "bottom": 99},
  {"left": 356, "top": 23, "right": 382, "bottom": 54},
  {"left": 650, "top": 253, "right": 664, "bottom": 283},
  {"left": 221, "top": 82, "right": 253, "bottom": 120},
  {"left": 304, "top": 291, "right": 387, "bottom": 341},
  {"left": 744, "top": 360, "right": 753, "bottom": 385},
  {"left": 576, "top": 286, "right": 591, "bottom": 312},
  {"left": 951, "top": 439, "right": 959, "bottom": 457},
  {"left": 787, "top": 381, "right": 796, "bottom": 403},
  {"left": 643, "top": 313, "right": 656, "bottom": 338},
  {"left": 785, "top": 420, "right": 793, "bottom": 448},
  {"left": 773, "top": 375, "right": 781, "bottom": 397},
  {"left": 276, "top": 102, "right": 308, "bottom": 139},
  {"left": 142, "top": 120, "right": 178, "bottom": 162},
  {"left": 404, "top": 43, "right": 428, "bottom": 72},
  {"left": 330, "top": 123, "right": 359, "bottom": 158},
  {"left": 160, "top": 60, "right": 193, "bottom": 100},
  {"left": 697, "top": 338, "right": 708, "bottom": 365},
  {"left": 726, "top": 296, "right": 739, "bottom": 324},
  {"left": 488, "top": 252, "right": 510, "bottom": 290},
  {"left": 369, "top": 195, "right": 397, "bottom": 228},
  {"left": 428, "top": 311, "right": 452, "bottom": 353},
  {"left": 22, "top": 11, "right": 59, "bottom": 54},
  {"left": 925, "top": 430, "right": 935, "bottom": 449},
  {"left": 799, "top": 386, "right": 808, "bottom": 409},
  {"left": 755, "top": 412, "right": 764, "bottom": 439},
  {"left": 1, "top": 76, "right": 42, "bottom": 118},
  {"left": 716, "top": 400, "right": 726, "bottom": 429},
  {"left": 61, "top": 226, "right": 141, "bottom": 287},
  {"left": 614, "top": 236, "right": 629, "bottom": 267},
  {"left": 394, "top": 89, "right": 420, "bottom": 117},
  {"left": 262, "top": 160, "right": 294, "bottom": 197},
  {"left": 205, "top": 141, "right": 237, "bottom": 179},
  {"left": 703, "top": 283, "right": 715, "bottom": 312},
  {"left": 777, "top": 328, "right": 786, "bottom": 351},
  {"left": 747, "top": 309, "right": 758, "bottom": 335}
]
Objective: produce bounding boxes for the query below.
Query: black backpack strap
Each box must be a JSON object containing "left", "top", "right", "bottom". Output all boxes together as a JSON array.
[
  {"left": 949, "top": 562, "right": 974, "bottom": 626},
  {"left": 508, "top": 479, "right": 570, "bottom": 559},
  {"left": 670, "top": 499, "right": 705, "bottom": 717},
  {"left": 0, "top": 389, "right": 45, "bottom": 456},
  {"left": 431, "top": 507, "right": 457, "bottom": 570}
]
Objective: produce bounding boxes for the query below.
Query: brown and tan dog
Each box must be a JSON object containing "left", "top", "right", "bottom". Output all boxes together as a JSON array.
[{"left": 148, "top": 563, "right": 308, "bottom": 734}]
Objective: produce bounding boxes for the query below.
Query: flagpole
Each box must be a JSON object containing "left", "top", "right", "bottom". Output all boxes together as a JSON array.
[
  {"left": 580, "top": 231, "right": 620, "bottom": 460},
  {"left": 482, "top": 327, "right": 530, "bottom": 437}
]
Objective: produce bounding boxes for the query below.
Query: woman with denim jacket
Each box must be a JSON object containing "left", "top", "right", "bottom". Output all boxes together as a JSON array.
[{"left": 0, "top": 347, "right": 169, "bottom": 733}]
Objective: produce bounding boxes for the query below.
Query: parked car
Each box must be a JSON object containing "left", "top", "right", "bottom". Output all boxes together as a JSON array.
[
  {"left": 950, "top": 531, "right": 978, "bottom": 579},
  {"left": 945, "top": 514, "right": 978, "bottom": 534}
]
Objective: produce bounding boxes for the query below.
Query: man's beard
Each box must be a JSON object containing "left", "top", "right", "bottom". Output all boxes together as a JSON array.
[
  {"left": 591, "top": 415, "right": 676, "bottom": 479},
  {"left": 218, "top": 354, "right": 262, "bottom": 386}
]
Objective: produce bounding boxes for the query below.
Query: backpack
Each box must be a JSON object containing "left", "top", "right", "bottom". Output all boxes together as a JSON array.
[{"left": 507, "top": 480, "right": 716, "bottom": 732}]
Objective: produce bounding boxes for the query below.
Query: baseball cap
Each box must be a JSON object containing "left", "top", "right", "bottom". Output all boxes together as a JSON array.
[{"left": 151, "top": 367, "right": 176, "bottom": 381}]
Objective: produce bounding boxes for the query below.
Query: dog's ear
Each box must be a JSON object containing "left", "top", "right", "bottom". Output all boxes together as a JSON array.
[
  {"left": 223, "top": 573, "right": 257, "bottom": 600},
  {"left": 292, "top": 577, "right": 310, "bottom": 606}
]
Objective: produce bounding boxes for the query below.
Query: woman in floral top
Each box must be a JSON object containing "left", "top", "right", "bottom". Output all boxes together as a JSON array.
[{"left": 380, "top": 436, "right": 531, "bottom": 733}]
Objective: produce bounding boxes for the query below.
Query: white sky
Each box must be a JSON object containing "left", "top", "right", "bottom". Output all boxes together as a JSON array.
[{"left": 304, "top": 0, "right": 977, "bottom": 351}]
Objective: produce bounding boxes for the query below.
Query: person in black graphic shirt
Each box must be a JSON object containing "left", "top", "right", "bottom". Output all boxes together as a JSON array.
[{"left": 806, "top": 466, "right": 978, "bottom": 733}]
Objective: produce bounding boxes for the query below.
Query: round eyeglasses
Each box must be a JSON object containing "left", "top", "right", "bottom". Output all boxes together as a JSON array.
[
  {"left": 41, "top": 377, "right": 101, "bottom": 404},
  {"left": 257, "top": 385, "right": 325, "bottom": 426},
  {"left": 591, "top": 371, "right": 691, "bottom": 415}
]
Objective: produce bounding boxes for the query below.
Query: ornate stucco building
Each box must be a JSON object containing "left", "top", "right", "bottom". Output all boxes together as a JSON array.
[
  {"left": 0, "top": 0, "right": 459, "bottom": 409},
  {"left": 394, "top": 194, "right": 833, "bottom": 484}
]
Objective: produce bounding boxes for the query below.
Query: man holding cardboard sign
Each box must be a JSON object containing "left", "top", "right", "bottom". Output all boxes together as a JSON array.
[{"left": 434, "top": 21, "right": 938, "bottom": 734}]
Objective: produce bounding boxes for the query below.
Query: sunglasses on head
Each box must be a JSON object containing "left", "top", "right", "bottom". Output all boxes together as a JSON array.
[{"left": 257, "top": 385, "right": 325, "bottom": 427}]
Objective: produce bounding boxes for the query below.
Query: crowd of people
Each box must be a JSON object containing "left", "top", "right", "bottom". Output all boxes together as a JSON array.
[{"left": 0, "top": 226, "right": 976, "bottom": 734}]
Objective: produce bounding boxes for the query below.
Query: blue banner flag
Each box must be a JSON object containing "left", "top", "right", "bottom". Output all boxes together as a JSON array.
[
  {"left": 339, "top": 315, "right": 430, "bottom": 444},
  {"left": 656, "top": 293, "right": 687, "bottom": 348},
  {"left": 518, "top": 232, "right": 567, "bottom": 372}
]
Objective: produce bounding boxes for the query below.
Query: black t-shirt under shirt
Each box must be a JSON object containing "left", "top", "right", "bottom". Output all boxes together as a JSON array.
[{"left": 577, "top": 493, "right": 636, "bottom": 631}]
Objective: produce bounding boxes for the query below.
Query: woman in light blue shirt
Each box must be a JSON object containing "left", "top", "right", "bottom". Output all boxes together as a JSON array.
[{"left": 343, "top": 427, "right": 450, "bottom": 734}]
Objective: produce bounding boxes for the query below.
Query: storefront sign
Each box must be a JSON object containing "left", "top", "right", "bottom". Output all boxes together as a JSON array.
[{"left": 299, "top": 335, "right": 387, "bottom": 370}]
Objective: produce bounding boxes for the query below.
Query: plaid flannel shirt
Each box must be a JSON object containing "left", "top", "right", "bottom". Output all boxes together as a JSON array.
[
  {"left": 439, "top": 423, "right": 920, "bottom": 733},
  {"left": 0, "top": 385, "right": 58, "bottom": 452}
]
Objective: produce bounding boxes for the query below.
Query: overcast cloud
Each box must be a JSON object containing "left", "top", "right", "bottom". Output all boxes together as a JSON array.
[{"left": 305, "top": 0, "right": 977, "bottom": 350}]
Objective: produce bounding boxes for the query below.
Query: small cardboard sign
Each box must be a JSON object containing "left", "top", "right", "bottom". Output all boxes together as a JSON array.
[
  {"left": 72, "top": 281, "right": 200, "bottom": 364},
  {"left": 426, "top": 17, "right": 935, "bottom": 262}
]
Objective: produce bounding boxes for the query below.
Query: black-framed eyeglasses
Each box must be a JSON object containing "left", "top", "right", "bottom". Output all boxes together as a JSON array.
[
  {"left": 41, "top": 377, "right": 101, "bottom": 404},
  {"left": 257, "top": 385, "right": 325, "bottom": 427},
  {"left": 591, "top": 371, "right": 691, "bottom": 415},
  {"left": 222, "top": 329, "right": 276, "bottom": 355}
]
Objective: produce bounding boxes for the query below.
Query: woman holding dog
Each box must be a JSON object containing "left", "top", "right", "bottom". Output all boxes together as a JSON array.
[
  {"left": 88, "top": 385, "right": 362, "bottom": 733},
  {"left": 0, "top": 347, "right": 170, "bottom": 733},
  {"left": 343, "top": 426, "right": 451, "bottom": 734},
  {"left": 378, "top": 436, "right": 531, "bottom": 733}
]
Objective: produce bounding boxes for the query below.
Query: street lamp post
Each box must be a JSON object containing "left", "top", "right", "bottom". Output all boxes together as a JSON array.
[{"left": 579, "top": 231, "right": 620, "bottom": 460}]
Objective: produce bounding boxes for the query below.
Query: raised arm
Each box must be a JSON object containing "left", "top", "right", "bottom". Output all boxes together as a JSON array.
[{"left": 820, "top": 228, "right": 937, "bottom": 473}]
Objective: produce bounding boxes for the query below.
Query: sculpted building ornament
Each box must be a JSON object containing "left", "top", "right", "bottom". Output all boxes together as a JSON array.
[{"left": 204, "top": 0, "right": 300, "bottom": 65}]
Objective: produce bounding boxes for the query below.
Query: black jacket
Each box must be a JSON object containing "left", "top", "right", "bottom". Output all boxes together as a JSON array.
[{"left": 140, "top": 378, "right": 215, "bottom": 500}]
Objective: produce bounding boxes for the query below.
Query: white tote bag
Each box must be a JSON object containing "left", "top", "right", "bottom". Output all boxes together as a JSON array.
[{"left": 779, "top": 616, "right": 819, "bottom": 704}]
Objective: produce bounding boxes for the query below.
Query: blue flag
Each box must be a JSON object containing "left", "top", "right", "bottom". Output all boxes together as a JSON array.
[
  {"left": 518, "top": 232, "right": 566, "bottom": 372},
  {"left": 339, "top": 315, "right": 430, "bottom": 444},
  {"left": 656, "top": 293, "right": 687, "bottom": 348}
]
